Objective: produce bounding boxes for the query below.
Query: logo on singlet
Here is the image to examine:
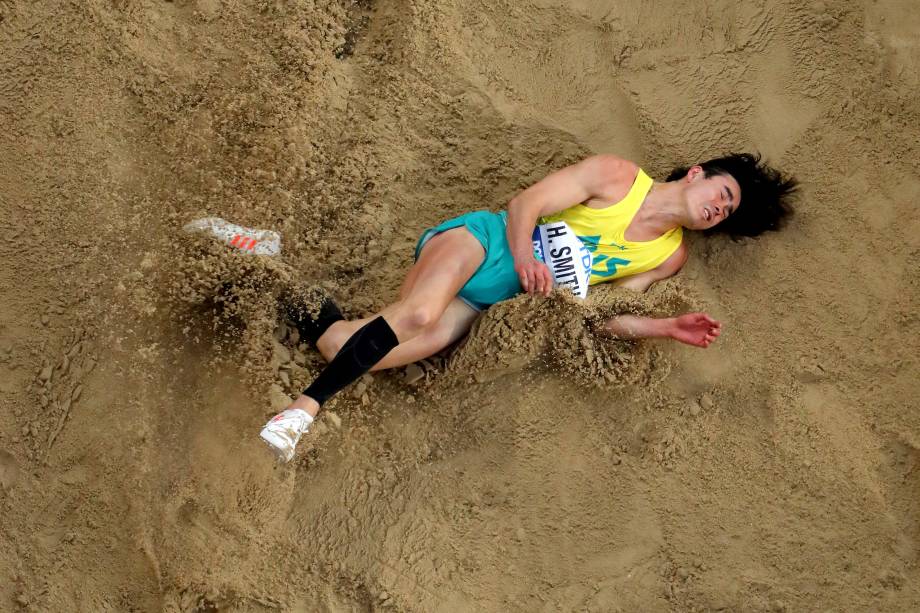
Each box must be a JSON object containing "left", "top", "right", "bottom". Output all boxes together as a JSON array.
[{"left": 579, "top": 235, "right": 631, "bottom": 278}]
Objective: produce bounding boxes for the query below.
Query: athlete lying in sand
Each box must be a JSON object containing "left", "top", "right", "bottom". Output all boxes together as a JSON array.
[{"left": 251, "top": 152, "right": 796, "bottom": 461}]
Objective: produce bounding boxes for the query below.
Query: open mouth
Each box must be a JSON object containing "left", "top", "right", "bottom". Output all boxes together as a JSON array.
[{"left": 703, "top": 207, "right": 711, "bottom": 222}]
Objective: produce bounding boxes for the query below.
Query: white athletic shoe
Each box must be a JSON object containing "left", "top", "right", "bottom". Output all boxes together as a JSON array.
[
  {"left": 260, "top": 408, "right": 314, "bottom": 462},
  {"left": 182, "top": 216, "right": 282, "bottom": 256}
]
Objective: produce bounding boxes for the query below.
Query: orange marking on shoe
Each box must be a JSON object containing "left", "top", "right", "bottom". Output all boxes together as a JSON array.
[
  {"left": 247, "top": 238, "right": 259, "bottom": 251},
  {"left": 230, "top": 234, "right": 242, "bottom": 247}
]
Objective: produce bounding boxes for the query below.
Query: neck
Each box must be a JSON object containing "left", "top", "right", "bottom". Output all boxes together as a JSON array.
[{"left": 636, "top": 181, "right": 689, "bottom": 234}]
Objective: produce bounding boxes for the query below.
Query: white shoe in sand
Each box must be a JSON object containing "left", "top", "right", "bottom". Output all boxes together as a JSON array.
[
  {"left": 182, "top": 217, "right": 282, "bottom": 256},
  {"left": 260, "top": 408, "right": 314, "bottom": 462}
]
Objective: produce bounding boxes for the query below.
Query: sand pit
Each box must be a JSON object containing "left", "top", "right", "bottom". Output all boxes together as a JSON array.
[{"left": 1, "top": 0, "right": 919, "bottom": 610}]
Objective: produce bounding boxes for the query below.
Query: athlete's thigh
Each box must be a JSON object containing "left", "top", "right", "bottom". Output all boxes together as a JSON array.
[
  {"left": 399, "top": 227, "right": 484, "bottom": 308},
  {"left": 372, "top": 298, "right": 479, "bottom": 370}
]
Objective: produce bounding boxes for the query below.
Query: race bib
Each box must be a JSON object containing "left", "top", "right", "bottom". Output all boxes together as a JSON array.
[{"left": 531, "top": 220, "right": 592, "bottom": 299}]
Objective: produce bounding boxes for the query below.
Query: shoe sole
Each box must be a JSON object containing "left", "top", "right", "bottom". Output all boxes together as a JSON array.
[
  {"left": 259, "top": 428, "right": 295, "bottom": 463},
  {"left": 183, "top": 217, "right": 281, "bottom": 256}
]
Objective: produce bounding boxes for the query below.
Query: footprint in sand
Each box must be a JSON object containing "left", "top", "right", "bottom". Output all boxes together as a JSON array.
[
  {"left": 879, "top": 438, "right": 920, "bottom": 563},
  {"left": 0, "top": 449, "right": 21, "bottom": 490}
]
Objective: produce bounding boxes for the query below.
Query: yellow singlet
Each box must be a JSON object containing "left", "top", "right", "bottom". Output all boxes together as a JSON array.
[{"left": 542, "top": 169, "right": 683, "bottom": 285}]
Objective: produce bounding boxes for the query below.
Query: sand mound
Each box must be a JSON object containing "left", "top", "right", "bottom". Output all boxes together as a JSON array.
[{"left": 162, "top": 232, "right": 696, "bottom": 423}]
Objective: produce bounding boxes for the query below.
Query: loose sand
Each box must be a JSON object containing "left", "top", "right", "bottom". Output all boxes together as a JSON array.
[{"left": 1, "top": 0, "right": 918, "bottom": 611}]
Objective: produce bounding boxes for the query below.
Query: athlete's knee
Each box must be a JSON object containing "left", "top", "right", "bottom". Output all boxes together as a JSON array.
[
  {"left": 316, "top": 323, "right": 348, "bottom": 361},
  {"left": 406, "top": 305, "right": 438, "bottom": 333},
  {"left": 392, "top": 302, "right": 440, "bottom": 337}
]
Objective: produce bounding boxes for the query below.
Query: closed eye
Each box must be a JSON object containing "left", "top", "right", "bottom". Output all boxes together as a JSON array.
[{"left": 722, "top": 188, "right": 734, "bottom": 215}]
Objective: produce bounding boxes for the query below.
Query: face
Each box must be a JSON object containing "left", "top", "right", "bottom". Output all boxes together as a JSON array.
[{"left": 683, "top": 166, "right": 741, "bottom": 230}]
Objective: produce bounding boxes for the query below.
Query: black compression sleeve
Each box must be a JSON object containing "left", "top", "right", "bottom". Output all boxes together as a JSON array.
[
  {"left": 285, "top": 293, "right": 344, "bottom": 346},
  {"left": 303, "top": 316, "right": 399, "bottom": 405}
]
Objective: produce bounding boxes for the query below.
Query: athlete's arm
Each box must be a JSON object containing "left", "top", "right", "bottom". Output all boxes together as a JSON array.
[
  {"left": 600, "top": 312, "right": 721, "bottom": 348},
  {"left": 614, "top": 242, "right": 688, "bottom": 292},
  {"left": 600, "top": 243, "right": 719, "bottom": 347},
  {"left": 507, "top": 155, "right": 638, "bottom": 296}
]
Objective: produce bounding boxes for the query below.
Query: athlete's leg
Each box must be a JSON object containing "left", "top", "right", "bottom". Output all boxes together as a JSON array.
[
  {"left": 314, "top": 223, "right": 484, "bottom": 367},
  {"left": 293, "top": 227, "right": 484, "bottom": 412},
  {"left": 262, "top": 228, "right": 485, "bottom": 460},
  {"left": 284, "top": 247, "right": 430, "bottom": 348},
  {"left": 368, "top": 228, "right": 483, "bottom": 339},
  {"left": 317, "top": 297, "right": 479, "bottom": 370}
]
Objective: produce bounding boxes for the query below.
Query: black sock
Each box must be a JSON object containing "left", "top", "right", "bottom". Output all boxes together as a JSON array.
[
  {"left": 303, "top": 316, "right": 399, "bottom": 405},
  {"left": 283, "top": 289, "right": 344, "bottom": 346}
]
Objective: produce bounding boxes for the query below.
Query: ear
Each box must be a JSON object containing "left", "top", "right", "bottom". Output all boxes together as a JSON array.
[{"left": 686, "top": 165, "right": 704, "bottom": 182}]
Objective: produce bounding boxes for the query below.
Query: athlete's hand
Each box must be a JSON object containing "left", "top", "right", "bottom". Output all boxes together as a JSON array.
[
  {"left": 668, "top": 313, "right": 721, "bottom": 348},
  {"left": 515, "top": 256, "right": 553, "bottom": 297}
]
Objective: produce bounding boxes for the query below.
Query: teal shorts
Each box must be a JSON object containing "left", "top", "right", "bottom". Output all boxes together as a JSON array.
[{"left": 415, "top": 210, "right": 523, "bottom": 311}]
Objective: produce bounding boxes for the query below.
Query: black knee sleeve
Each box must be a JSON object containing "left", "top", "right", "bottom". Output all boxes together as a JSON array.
[{"left": 303, "top": 316, "right": 399, "bottom": 405}]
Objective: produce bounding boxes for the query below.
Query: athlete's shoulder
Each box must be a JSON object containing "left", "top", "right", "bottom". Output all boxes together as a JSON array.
[
  {"left": 582, "top": 154, "right": 640, "bottom": 180},
  {"left": 578, "top": 155, "right": 641, "bottom": 202},
  {"left": 657, "top": 240, "right": 688, "bottom": 276}
]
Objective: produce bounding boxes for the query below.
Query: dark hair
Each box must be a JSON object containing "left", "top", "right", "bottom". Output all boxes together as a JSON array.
[{"left": 666, "top": 152, "right": 797, "bottom": 237}]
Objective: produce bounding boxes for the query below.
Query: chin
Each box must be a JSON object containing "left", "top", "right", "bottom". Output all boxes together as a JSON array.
[{"left": 696, "top": 209, "right": 710, "bottom": 228}]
